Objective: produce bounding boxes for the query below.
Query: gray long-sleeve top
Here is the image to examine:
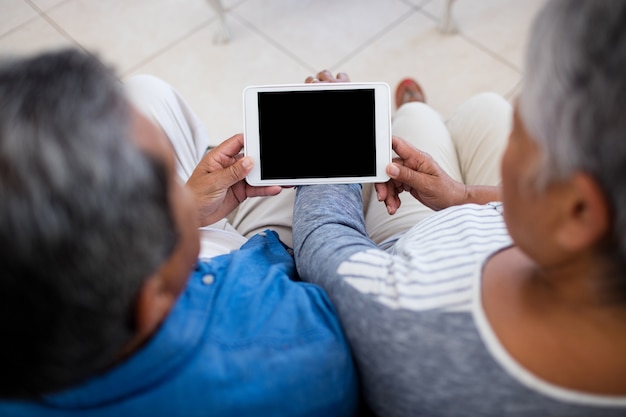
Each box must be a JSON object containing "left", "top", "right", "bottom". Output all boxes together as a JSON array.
[{"left": 293, "top": 183, "right": 626, "bottom": 417}]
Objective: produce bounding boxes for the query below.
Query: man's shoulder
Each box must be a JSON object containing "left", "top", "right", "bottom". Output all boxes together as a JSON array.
[
  {"left": 191, "top": 230, "right": 343, "bottom": 343},
  {"left": 175, "top": 230, "right": 359, "bottom": 415}
]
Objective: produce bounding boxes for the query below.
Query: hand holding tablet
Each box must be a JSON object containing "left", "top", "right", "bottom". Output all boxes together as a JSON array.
[{"left": 243, "top": 82, "right": 392, "bottom": 186}]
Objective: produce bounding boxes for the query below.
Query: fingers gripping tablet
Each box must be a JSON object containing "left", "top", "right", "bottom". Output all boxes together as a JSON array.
[{"left": 243, "top": 82, "right": 392, "bottom": 186}]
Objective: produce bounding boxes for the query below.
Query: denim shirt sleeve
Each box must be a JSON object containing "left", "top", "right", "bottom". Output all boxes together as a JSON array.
[{"left": 293, "top": 184, "right": 378, "bottom": 290}]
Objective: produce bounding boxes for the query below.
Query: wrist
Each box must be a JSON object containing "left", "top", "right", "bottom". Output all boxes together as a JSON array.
[{"left": 463, "top": 185, "right": 501, "bottom": 205}]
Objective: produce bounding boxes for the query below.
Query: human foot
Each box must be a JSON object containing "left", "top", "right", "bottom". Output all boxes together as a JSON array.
[{"left": 394, "top": 78, "right": 426, "bottom": 108}]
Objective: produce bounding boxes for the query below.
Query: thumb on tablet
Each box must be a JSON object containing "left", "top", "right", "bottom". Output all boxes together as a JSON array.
[
  {"left": 220, "top": 155, "right": 253, "bottom": 187},
  {"left": 214, "top": 155, "right": 281, "bottom": 195}
]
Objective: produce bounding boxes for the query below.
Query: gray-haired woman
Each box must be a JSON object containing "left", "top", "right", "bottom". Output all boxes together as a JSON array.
[{"left": 294, "top": 0, "right": 626, "bottom": 415}]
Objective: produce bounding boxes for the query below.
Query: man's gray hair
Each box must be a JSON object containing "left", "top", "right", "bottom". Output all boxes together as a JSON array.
[
  {"left": 520, "top": 0, "right": 626, "bottom": 276},
  {"left": 0, "top": 48, "right": 177, "bottom": 397}
]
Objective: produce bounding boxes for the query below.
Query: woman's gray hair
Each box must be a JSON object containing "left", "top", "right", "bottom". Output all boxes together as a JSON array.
[
  {"left": 0, "top": 48, "right": 177, "bottom": 397},
  {"left": 519, "top": 0, "right": 626, "bottom": 275}
]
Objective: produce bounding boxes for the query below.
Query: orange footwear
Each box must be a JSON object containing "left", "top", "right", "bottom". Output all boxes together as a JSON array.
[{"left": 394, "top": 78, "right": 426, "bottom": 109}]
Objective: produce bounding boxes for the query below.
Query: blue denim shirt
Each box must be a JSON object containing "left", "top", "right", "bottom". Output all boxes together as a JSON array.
[{"left": 0, "top": 231, "right": 358, "bottom": 417}]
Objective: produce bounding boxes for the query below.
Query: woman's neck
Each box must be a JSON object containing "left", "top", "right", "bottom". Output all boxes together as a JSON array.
[{"left": 482, "top": 246, "right": 626, "bottom": 395}]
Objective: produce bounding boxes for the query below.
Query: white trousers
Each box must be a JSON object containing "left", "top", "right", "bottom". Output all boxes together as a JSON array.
[
  {"left": 367, "top": 94, "right": 512, "bottom": 244},
  {"left": 124, "top": 74, "right": 512, "bottom": 252}
]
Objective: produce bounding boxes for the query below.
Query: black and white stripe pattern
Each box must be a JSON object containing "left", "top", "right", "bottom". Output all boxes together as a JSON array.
[{"left": 337, "top": 203, "right": 512, "bottom": 312}]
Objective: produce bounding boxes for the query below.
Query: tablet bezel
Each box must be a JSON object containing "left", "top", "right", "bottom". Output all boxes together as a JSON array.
[{"left": 243, "top": 82, "right": 392, "bottom": 186}]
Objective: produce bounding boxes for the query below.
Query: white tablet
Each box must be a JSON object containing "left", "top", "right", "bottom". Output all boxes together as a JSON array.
[{"left": 243, "top": 82, "right": 392, "bottom": 186}]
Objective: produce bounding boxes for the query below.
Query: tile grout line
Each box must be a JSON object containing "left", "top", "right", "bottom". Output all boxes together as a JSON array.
[
  {"left": 22, "top": 0, "right": 84, "bottom": 51},
  {"left": 416, "top": 7, "right": 523, "bottom": 74},
  {"left": 416, "top": 5, "right": 525, "bottom": 106},
  {"left": 0, "top": 0, "right": 53, "bottom": 40},
  {"left": 504, "top": 79, "right": 523, "bottom": 100},
  {"left": 457, "top": 32, "right": 522, "bottom": 74},
  {"left": 15, "top": 0, "right": 217, "bottom": 78},
  {"left": 122, "top": 17, "right": 215, "bottom": 77},
  {"left": 123, "top": 0, "right": 255, "bottom": 76},
  {"left": 332, "top": 3, "right": 523, "bottom": 80},
  {"left": 15, "top": 0, "right": 525, "bottom": 94},
  {"left": 227, "top": 11, "right": 318, "bottom": 75},
  {"left": 330, "top": 9, "right": 417, "bottom": 72}
]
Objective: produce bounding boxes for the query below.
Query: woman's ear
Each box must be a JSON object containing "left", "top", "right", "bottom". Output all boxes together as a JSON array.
[{"left": 555, "top": 173, "right": 610, "bottom": 251}]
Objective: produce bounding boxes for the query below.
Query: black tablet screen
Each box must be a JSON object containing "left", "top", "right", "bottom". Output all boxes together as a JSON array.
[{"left": 257, "top": 89, "right": 376, "bottom": 180}]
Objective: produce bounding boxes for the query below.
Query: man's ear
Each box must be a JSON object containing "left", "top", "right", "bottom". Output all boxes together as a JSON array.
[
  {"left": 555, "top": 173, "right": 610, "bottom": 251},
  {"left": 134, "top": 274, "right": 177, "bottom": 340}
]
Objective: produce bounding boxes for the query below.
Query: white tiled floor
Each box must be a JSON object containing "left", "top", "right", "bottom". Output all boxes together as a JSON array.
[{"left": 1, "top": 0, "right": 547, "bottom": 145}]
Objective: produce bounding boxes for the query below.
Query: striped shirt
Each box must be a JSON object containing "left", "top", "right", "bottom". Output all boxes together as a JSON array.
[
  {"left": 338, "top": 202, "right": 510, "bottom": 313},
  {"left": 293, "top": 183, "right": 626, "bottom": 417}
]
